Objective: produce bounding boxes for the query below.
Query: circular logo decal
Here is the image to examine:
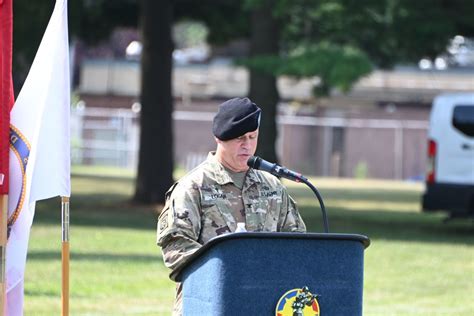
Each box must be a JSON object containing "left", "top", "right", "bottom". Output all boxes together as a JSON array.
[
  {"left": 275, "top": 286, "right": 320, "bottom": 316},
  {"left": 8, "top": 126, "right": 30, "bottom": 228}
]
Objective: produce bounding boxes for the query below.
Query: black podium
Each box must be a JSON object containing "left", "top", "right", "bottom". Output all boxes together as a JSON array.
[{"left": 175, "top": 232, "right": 370, "bottom": 315}]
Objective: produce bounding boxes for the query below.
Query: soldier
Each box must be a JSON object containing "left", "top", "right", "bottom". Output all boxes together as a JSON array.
[
  {"left": 157, "top": 97, "right": 306, "bottom": 315},
  {"left": 292, "top": 286, "right": 318, "bottom": 316}
]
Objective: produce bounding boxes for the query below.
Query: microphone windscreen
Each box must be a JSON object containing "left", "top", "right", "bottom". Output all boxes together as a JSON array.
[{"left": 247, "top": 156, "right": 260, "bottom": 169}]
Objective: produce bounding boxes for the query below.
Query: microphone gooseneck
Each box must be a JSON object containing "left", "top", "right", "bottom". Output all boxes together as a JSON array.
[
  {"left": 247, "top": 156, "right": 329, "bottom": 233},
  {"left": 299, "top": 177, "right": 329, "bottom": 233}
]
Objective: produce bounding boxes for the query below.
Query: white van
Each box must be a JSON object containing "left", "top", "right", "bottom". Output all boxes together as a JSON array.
[{"left": 422, "top": 93, "right": 474, "bottom": 218}]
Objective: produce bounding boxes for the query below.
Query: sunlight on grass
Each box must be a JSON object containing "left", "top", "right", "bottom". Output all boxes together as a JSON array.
[
  {"left": 284, "top": 177, "right": 424, "bottom": 192},
  {"left": 364, "top": 240, "right": 473, "bottom": 315},
  {"left": 297, "top": 198, "right": 421, "bottom": 212},
  {"left": 23, "top": 174, "right": 473, "bottom": 315},
  {"left": 72, "top": 165, "right": 135, "bottom": 178}
]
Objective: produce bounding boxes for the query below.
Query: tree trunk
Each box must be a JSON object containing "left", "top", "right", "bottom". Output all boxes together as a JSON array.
[
  {"left": 248, "top": 1, "right": 280, "bottom": 163},
  {"left": 133, "top": 0, "right": 174, "bottom": 204}
]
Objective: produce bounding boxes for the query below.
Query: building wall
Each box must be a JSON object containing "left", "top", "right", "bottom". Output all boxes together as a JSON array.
[
  {"left": 77, "top": 60, "right": 457, "bottom": 180},
  {"left": 72, "top": 105, "right": 429, "bottom": 180}
]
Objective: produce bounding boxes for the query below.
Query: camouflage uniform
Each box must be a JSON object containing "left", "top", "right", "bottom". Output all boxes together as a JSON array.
[{"left": 157, "top": 152, "right": 306, "bottom": 315}]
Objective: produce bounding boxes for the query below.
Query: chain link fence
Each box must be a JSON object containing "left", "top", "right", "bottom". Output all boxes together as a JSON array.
[{"left": 71, "top": 106, "right": 428, "bottom": 180}]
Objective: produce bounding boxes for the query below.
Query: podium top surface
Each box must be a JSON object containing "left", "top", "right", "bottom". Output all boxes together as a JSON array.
[{"left": 175, "top": 232, "right": 370, "bottom": 281}]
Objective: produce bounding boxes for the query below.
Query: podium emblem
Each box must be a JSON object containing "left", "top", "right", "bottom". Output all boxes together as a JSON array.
[{"left": 275, "top": 286, "right": 320, "bottom": 316}]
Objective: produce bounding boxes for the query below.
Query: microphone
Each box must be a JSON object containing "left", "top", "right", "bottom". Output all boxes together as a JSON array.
[
  {"left": 247, "top": 155, "right": 329, "bottom": 233},
  {"left": 247, "top": 156, "right": 307, "bottom": 182}
]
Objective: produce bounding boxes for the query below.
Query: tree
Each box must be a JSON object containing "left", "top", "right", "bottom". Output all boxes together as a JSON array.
[
  {"left": 13, "top": 1, "right": 474, "bottom": 205},
  {"left": 133, "top": 0, "right": 174, "bottom": 204},
  {"left": 174, "top": 1, "right": 282, "bottom": 163},
  {"left": 132, "top": 0, "right": 250, "bottom": 204},
  {"left": 133, "top": 0, "right": 474, "bottom": 203},
  {"left": 276, "top": 0, "right": 474, "bottom": 68},
  {"left": 248, "top": 1, "right": 280, "bottom": 163},
  {"left": 238, "top": 0, "right": 474, "bottom": 163},
  {"left": 13, "top": 0, "right": 139, "bottom": 91},
  {"left": 242, "top": 1, "right": 371, "bottom": 162},
  {"left": 12, "top": 1, "right": 55, "bottom": 89}
]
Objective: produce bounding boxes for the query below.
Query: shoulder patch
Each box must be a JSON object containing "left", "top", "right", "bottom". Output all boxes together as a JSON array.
[{"left": 158, "top": 207, "right": 170, "bottom": 233}]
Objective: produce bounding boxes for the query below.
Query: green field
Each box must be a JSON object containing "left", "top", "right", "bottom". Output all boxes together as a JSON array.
[{"left": 24, "top": 174, "right": 473, "bottom": 315}]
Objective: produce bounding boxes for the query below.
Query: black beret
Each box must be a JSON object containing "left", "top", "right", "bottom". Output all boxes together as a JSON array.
[{"left": 213, "top": 97, "right": 261, "bottom": 140}]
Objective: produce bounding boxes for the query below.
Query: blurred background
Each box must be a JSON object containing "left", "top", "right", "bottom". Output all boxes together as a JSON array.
[
  {"left": 13, "top": 0, "right": 474, "bottom": 196},
  {"left": 11, "top": 0, "right": 474, "bottom": 315}
]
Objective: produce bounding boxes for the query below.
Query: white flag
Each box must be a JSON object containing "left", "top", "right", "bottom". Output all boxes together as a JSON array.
[{"left": 6, "top": 0, "right": 70, "bottom": 314}]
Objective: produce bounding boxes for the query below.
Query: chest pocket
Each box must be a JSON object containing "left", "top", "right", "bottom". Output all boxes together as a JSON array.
[
  {"left": 199, "top": 191, "right": 234, "bottom": 243},
  {"left": 245, "top": 189, "right": 282, "bottom": 232}
]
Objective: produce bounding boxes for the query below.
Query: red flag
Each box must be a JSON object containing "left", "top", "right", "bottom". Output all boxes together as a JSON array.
[{"left": 0, "top": 0, "right": 14, "bottom": 194}]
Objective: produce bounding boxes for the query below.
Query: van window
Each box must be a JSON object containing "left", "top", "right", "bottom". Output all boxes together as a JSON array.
[{"left": 452, "top": 105, "right": 474, "bottom": 137}]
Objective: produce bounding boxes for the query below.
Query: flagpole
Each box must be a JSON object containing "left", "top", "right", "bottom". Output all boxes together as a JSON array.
[
  {"left": 0, "top": 195, "right": 7, "bottom": 316},
  {"left": 61, "top": 196, "right": 70, "bottom": 316}
]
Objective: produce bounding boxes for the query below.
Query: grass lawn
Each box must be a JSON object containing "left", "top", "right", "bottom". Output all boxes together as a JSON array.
[{"left": 24, "top": 174, "right": 473, "bottom": 315}]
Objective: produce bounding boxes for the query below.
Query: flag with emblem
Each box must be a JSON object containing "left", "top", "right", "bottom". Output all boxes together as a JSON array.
[
  {"left": 1, "top": 0, "right": 14, "bottom": 313},
  {"left": 6, "top": 0, "right": 70, "bottom": 314}
]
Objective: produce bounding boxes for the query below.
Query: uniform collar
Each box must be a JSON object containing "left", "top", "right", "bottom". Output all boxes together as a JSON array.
[
  {"left": 206, "top": 151, "right": 261, "bottom": 188},
  {"left": 207, "top": 152, "right": 233, "bottom": 185}
]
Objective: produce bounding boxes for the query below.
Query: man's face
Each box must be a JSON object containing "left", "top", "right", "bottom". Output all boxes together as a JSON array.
[{"left": 215, "top": 130, "right": 259, "bottom": 172}]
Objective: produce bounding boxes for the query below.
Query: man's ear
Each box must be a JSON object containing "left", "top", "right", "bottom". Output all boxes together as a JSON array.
[{"left": 214, "top": 137, "right": 221, "bottom": 145}]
